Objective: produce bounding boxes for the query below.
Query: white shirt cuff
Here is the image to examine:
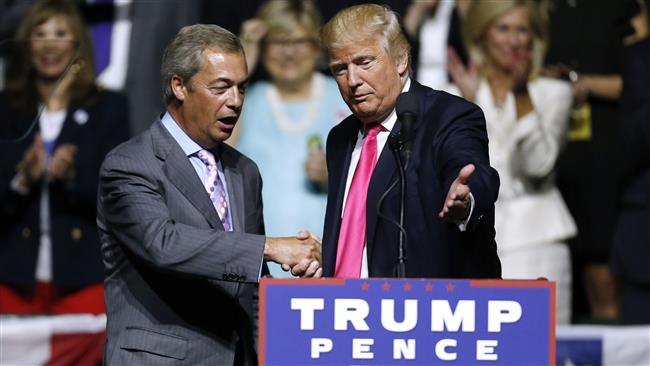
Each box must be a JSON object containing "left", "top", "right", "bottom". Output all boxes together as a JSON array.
[{"left": 455, "top": 192, "right": 474, "bottom": 232}]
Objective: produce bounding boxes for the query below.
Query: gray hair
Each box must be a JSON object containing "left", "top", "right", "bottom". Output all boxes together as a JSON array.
[{"left": 161, "top": 24, "right": 243, "bottom": 105}]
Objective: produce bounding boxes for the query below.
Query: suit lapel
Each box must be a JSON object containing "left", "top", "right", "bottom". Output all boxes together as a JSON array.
[
  {"left": 366, "top": 126, "right": 400, "bottom": 256},
  {"left": 151, "top": 121, "right": 222, "bottom": 229},
  {"left": 366, "top": 81, "right": 428, "bottom": 262},
  {"left": 324, "top": 119, "right": 360, "bottom": 275},
  {"left": 333, "top": 128, "right": 358, "bottom": 225},
  {"left": 220, "top": 146, "right": 244, "bottom": 232}
]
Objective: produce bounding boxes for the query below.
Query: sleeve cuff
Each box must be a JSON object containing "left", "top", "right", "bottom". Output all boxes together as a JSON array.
[{"left": 455, "top": 192, "right": 475, "bottom": 232}]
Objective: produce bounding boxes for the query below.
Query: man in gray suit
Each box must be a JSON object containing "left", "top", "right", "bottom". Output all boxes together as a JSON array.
[{"left": 97, "top": 24, "right": 322, "bottom": 365}]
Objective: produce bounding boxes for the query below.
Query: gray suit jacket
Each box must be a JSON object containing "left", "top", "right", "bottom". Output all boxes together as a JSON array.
[{"left": 97, "top": 119, "right": 266, "bottom": 365}]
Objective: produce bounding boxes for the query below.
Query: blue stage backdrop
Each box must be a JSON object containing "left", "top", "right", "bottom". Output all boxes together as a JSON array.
[{"left": 259, "top": 278, "right": 555, "bottom": 365}]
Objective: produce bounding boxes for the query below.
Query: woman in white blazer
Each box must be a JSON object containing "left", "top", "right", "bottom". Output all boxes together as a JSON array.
[{"left": 445, "top": 0, "right": 576, "bottom": 323}]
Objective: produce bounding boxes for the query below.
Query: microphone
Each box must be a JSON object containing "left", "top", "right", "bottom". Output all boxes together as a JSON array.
[
  {"left": 395, "top": 91, "right": 420, "bottom": 154},
  {"left": 387, "top": 131, "right": 403, "bottom": 151},
  {"left": 376, "top": 92, "right": 420, "bottom": 277},
  {"left": 384, "top": 92, "right": 419, "bottom": 278}
]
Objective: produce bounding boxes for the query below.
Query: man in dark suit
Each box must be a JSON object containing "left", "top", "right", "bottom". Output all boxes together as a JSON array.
[
  {"left": 320, "top": 4, "right": 500, "bottom": 279},
  {"left": 97, "top": 24, "right": 321, "bottom": 365},
  {"left": 611, "top": 36, "right": 650, "bottom": 325}
]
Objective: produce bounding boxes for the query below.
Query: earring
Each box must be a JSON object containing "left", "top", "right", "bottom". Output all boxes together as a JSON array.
[{"left": 69, "top": 59, "right": 84, "bottom": 74}]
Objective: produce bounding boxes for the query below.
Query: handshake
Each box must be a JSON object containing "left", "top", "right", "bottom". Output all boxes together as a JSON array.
[{"left": 264, "top": 230, "right": 323, "bottom": 278}]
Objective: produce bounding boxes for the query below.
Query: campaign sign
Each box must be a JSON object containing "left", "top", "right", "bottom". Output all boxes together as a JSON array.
[{"left": 259, "top": 278, "right": 554, "bottom": 365}]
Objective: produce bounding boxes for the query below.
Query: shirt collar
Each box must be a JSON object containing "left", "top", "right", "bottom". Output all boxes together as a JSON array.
[
  {"left": 372, "top": 77, "right": 412, "bottom": 133},
  {"left": 160, "top": 111, "right": 204, "bottom": 157}
]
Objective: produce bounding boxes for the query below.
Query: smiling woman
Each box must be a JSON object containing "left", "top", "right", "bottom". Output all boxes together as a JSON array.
[
  {"left": 6, "top": 0, "right": 97, "bottom": 112},
  {"left": 29, "top": 15, "right": 76, "bottom": 81},
  {"left": 232, "top": 0, "right": 349, "bottom": 278},
  {"left": 444, "top": 0, "right": 576, "bottom": 324},
  {"left": 0, "top": 0, "right": 130, "bottom": 318}
]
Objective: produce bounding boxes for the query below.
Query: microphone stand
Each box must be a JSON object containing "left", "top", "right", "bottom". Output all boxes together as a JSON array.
[{"left": 388, "top": 134, "right": 409, "bottom": 278}]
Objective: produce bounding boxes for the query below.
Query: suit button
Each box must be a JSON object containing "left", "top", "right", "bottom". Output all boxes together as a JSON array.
[
  {"left": 71, "top": 227, "right": 82, "bottom": 241},
  {"left": 21, "top": 227, "right": 31, "bottom": 239},
  {"left": 477, "top": 214, "right": 484, "bottom": 222}
]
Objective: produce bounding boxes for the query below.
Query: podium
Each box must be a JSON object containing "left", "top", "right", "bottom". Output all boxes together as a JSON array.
[{"left": 259, "top": 278, "right": 555, "bottom": 365}]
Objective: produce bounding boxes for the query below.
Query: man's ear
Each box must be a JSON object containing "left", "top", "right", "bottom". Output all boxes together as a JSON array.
[
  {"left": 396, "top": 48, "right": 409, "bottom": 76},
  {"left": 171, "top": 75, "right": 187, "bottom": 102}
]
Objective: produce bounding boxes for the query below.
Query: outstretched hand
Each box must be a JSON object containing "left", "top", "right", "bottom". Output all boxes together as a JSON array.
[{"left": 438, "top": 164, "right": 474, "bottom": 222}]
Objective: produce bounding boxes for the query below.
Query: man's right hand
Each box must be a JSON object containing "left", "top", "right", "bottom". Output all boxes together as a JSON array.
[{"left": 264, "top": 233, "right": 322, "bottom": 278}]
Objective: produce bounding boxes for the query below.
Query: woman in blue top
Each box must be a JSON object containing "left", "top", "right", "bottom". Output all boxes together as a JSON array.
[{"left": 232, "top": 0, "right": 349, "bottom": 277}]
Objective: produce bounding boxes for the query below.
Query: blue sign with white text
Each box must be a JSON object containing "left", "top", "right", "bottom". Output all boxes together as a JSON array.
[{"left": 259, "top": 278, "right": 555, "bottom": 365}]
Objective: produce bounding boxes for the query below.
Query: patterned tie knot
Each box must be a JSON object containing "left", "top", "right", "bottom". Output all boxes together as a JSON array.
[
  {"left": 197, "top": 149, "right": 217, "bottom": 170},
  {"left": 365, "top": 123, "right": 383, "bottom": 139}
]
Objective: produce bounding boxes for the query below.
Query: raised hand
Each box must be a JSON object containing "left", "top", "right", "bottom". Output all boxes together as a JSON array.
[
  {"left": 511, "top": 49, "right": 532, "bottom": 93},
  {"left": 403, "top": 0, "right": 439, "bottom": 37},
  {"left": 447, "top": 47, "right": 480, "bottom": 102},
  {"left": 305, "top": 148, "right": 327, "bottom": 188},
  {"left": 239, "top": 18, "right": 268, "bottom": 74},
  {"left": 438, "top": 164, "right": 474, "bottom": 222}
]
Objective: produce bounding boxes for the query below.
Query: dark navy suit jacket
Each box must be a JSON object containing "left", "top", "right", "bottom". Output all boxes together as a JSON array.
[
  {"left": 322, "top": 81, "right": 501, "bottom": 278},
  {"left": 612, "top": 38, "right": 650, "bottom": 285},
  {"left": 0, "top": 90, "right": 130, "bottom": 289}
]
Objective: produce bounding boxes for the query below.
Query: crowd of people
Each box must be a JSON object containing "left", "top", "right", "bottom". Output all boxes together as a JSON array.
[{"left": 0, "top": 1, "right": 648, "bottom": 362}]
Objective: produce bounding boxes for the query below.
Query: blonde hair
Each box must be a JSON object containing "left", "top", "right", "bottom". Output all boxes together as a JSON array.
[
  {"left": 463, "top": 0, "right": 549, "bottom": 79},
  {"left": 6, "top": 0, "right": 98, "bottom": 111},
  {"left": 322, "top": 3, "right": 410, "bottom": 69},
  {"left": 258, "top": 0, "right": 322, "bottom": 44}
]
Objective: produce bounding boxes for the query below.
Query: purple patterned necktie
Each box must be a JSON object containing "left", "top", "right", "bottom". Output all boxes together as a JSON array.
[{"left": 196, "top": 150, "right": 231, "bottom": 231}]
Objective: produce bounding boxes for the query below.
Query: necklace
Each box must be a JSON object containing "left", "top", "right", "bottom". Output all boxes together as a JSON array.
[{"left": 266, "top": 73, "right": 324, "bottom": 133}]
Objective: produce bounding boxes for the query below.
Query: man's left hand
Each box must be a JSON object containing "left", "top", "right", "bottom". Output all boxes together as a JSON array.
[{"left": 438, "top": 164, "right": 474, "bottom": 222}]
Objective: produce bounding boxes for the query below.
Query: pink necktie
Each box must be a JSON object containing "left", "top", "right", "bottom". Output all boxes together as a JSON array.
[
  {"left": 335, "top": 123, "right": 383, "bottom": 278},
  {"left": 196, "top": 149, "right": 231, "bottom": 231}
]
